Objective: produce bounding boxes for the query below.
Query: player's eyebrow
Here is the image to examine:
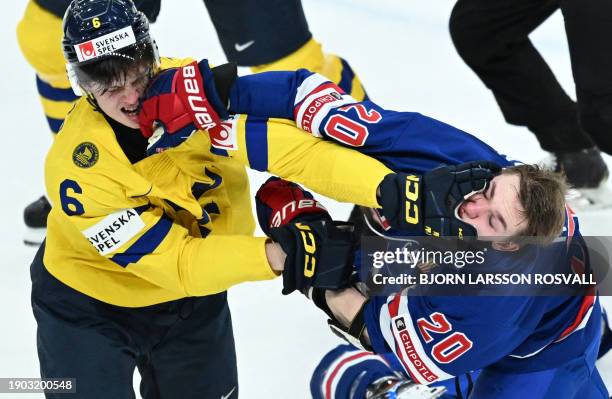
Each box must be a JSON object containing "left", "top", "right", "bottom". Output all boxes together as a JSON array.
[
  {"left": 496, "top": 211, "right": 507, "bottom": 232},
  {"left": 131, "top": 73, "right": 147, "bottom": 85},
  {"left": 489, "top": 182, "right": 508, "bottom": 231}
]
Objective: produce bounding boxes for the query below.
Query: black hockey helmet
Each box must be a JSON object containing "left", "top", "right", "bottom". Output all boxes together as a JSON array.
[{"left": 62, "top": 0, "right": 159, "bottom": 94}]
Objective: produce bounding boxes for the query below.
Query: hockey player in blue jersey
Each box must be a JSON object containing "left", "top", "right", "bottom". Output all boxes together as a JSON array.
[
  {"left": 254, "top": 175, "right": 603, "bottom": 399},
  {"left": 229, "top": 70, "right": 607, "bottom": 399},
  {"left": 139, "top": 65, "right": 608, "bottom": 399},
  {"left": 231, "top": 71, "right": 606, "bottom": 399}
]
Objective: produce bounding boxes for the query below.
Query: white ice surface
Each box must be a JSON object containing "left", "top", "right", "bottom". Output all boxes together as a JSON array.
[{"left": 2, "top": 1, "right": 612, "bottom": 397}]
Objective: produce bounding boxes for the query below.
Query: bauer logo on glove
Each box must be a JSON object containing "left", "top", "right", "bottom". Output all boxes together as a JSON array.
[
  {"left": 139, "top": 60, "right": 236, "bottom": 155},
  {"left": 180, "top": 64, "right": 219, "bottom": 130}
]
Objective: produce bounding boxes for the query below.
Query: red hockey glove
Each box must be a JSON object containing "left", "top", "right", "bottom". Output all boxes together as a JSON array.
[
  {"left": 255, "top": 177, "right": 355, "bottom": 295},
  {"left": 255, "top": 177, "right": 330, "bottom": 236},
  {"left": 139, "top": 60, "right": 230, "bottom": 155}
]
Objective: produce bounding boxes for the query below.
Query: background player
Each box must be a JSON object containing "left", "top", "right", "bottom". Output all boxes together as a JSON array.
[
  {"left": 16, "top": 0, "right": 367, "bottom": 245},
  {"left": 449, "top": 0, "right": 612, "bottom": 208}
]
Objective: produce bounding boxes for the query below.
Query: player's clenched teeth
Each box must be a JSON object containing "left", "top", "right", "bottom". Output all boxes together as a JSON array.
[{"left": 121, "top": 106, "right": 139, "bottom": 116}]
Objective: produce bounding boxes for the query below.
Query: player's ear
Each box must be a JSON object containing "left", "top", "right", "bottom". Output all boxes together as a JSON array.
[{"left": 491, "top": 240, "right": 520, "bottom": 252}]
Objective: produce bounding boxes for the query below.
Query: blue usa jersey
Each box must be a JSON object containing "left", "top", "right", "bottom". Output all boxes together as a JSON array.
[
  {"left": 228, "top": 70, "right": 601, "bottom": 387},
  {"left": 229, "top": 70, "right": 515, "bottom": 174}
]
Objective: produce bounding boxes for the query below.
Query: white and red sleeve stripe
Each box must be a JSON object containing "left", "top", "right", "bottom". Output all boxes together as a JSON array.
[
  {"left": 293, "top": 73, "right": 357, "bottom": 136},
  {"left": 510, "top": 290, "right": 596, "bottom": 359},
  {"left": 378, "top": 290, "right": 453, "bottom": 384}
]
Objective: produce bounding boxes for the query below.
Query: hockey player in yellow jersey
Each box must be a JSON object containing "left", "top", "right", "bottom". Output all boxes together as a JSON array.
[
  {"left": 17, "top": 0, "right": 366, "bottom": 245},
  {"left": 31, "top": 0, "right": 392, "bottom": 397},
  {"left": 43, "top": 57, "right": 388, "bottom": 307},
  {"left": 17, "top": 0, "right": 161, "bottom": 245}
]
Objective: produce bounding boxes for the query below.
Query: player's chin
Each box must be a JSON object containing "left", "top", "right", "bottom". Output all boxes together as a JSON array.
[{"left": 121, "top": 112, "right": 140, "bottom": 129}]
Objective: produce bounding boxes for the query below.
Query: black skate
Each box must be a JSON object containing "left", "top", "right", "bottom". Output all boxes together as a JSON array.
[
  {"left": 23, "top": 196, "right": 51, "bottom": 246},
  {"left": 549, "top": 148, "right": 612, "bottom": 210}
]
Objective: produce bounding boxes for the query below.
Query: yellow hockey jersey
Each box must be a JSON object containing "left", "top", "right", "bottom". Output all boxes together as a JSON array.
[{"left": 44, "top": 58, "right": 392, "bottom": 307}]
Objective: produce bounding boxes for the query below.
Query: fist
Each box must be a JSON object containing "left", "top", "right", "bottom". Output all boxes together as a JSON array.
[
  {"left": 270, "top": 220, "right": 356, "bottom": 295},
  {"left": 138, "top": 60, "right": 228, "bottom": 155},
  {"left": 255, "top": 177, "right": 330, "bottom": 236},
  {"left": 378, "top": 161, "right": 501, "bottom": 238}
]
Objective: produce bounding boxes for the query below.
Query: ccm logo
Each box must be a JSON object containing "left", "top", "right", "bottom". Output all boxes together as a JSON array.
[
  {"left": 404, "top": 175, "right": 420, "bottom": 225},
  {"left": 295, "top": 223, "right": 317, "bottom": 278},
  {"left": 182, "top": 65, "right": 216, "bottom": 130}
]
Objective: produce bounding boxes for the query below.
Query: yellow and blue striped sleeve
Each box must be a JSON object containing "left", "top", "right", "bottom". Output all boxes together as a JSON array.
[
  {"left": 228, "top": 115, "right": 392, "bottom": 208},
  {"left": 49, "top": 176, "right": 276, "bottom": 297}
]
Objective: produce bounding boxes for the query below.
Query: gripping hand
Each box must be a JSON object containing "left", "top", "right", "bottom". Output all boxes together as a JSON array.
[
  {"left": 138, "top": 60, "right": 231, "bottom": 155},
  {"left": 255, "top": 178, "right": 355, "bottom": 294},
  {"left": 378, "top": 161, "right": 501, "bottom": 237},
  {"left": 255, "top": 177, "right": 330, "bottom": 236},
  {"left": 270, "top": 220, "right": 356, "bottom": 295}
]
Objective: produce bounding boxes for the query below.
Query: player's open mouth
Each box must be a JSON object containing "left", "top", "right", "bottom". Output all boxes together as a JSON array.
[{"left": 121, "top": 106, "right": 139, "bottom": 116}]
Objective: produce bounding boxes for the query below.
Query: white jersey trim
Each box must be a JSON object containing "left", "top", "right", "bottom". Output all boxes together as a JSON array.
[
  {"left": 379, "top": 292, "right": 453, "bottom": 384},
  {"left": 294, "top": 73, "right": 331, "bottom": 105}
]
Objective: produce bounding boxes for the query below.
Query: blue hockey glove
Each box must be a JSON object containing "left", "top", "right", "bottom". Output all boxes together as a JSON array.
[{"left": 378, "top": 161, "right": 501, "bottom": 238}]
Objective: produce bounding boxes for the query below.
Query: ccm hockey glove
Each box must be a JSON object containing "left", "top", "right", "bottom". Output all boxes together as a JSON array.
[
  {"left": 378, "top": 161, "right": 501, "bottom": 238},
  {"left": 139, "top": 60, "right": 235, "bottom": 155},
  {"left": 270, "top": 220, "right": 356, "bottom": 295},
  {"left": 255, "top": 178, "right": 355, "bottom": 295}
]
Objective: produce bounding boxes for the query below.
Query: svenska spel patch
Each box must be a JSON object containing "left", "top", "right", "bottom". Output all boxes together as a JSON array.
[
  {"left": 82, "top": 208, "right": 145, "bottom": 255},
  {"left": 74, "top": 26, "right": 136, "bottom": 62}
]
